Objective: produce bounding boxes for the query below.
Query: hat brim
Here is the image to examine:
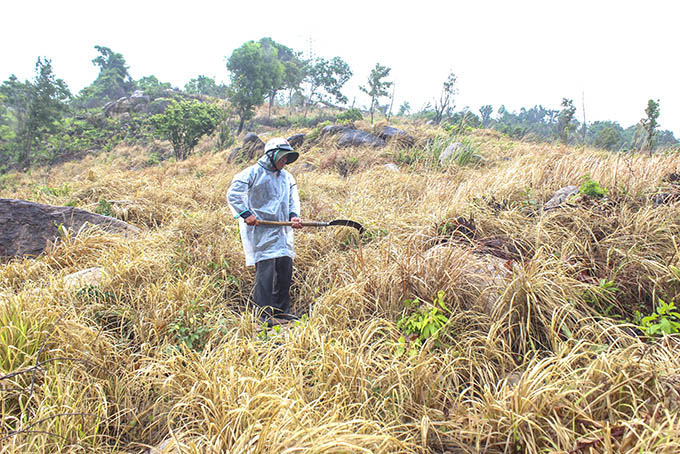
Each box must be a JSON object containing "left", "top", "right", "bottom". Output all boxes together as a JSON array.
[{"left": 274, "top": 149, "right": 299, "bottom": 164}]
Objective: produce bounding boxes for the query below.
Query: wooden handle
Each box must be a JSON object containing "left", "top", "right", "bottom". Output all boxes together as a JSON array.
[{"left": 257, "top": 220, "right": 329, "bottom": 227}]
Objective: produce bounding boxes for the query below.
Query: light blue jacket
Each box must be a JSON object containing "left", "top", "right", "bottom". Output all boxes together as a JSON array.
[{"left": 227, "top": 154, "right": 300, "bottom": 266}]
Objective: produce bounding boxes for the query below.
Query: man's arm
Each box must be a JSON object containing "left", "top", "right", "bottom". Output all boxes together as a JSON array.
[
  {"left": 227, "top": 169, "right": 255, "bottom": 223},
  {"left": 288, "top": 175, "right": 301, "bottom": 228}
]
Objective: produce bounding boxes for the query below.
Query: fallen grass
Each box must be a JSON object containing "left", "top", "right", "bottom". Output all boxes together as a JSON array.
[{"left": 2, "top": 127, "right": 680, "bottom": 452}]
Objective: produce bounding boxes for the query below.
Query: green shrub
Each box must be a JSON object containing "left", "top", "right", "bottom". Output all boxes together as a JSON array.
[
  {"left": 95, "top": 198, "right": 113, "bottom": 217},
  {"left": 337, "top": 108, "right": 363, "bottom": 122},
  {"left": 395, "top": 291, "right": 450, "bottom": 358},
  {"left": 579, "top": 175, "right": 608, "bottom": 198},
  {"left": 635, "top": 299, "right": 680, "bottom": 336}
]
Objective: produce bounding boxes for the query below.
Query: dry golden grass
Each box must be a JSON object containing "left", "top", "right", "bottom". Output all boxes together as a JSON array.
[{"left": 2, "top": 126, "right": 680, "bottom": 453}]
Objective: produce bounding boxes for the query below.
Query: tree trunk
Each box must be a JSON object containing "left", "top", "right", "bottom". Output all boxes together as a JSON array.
[
  {"left": 268, "top": 93, "right": 274, "bottom": 119},
  {"left": 237, "top": 116, "right": 246, "bottom": 135},
  {"left": 21, "top": 131, "right": 33, "bottom": 168}
]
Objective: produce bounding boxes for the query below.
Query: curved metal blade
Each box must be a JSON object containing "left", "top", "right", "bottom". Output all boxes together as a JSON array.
[{"left": 328, "top": 219, "right": 364, "bottom": 234}]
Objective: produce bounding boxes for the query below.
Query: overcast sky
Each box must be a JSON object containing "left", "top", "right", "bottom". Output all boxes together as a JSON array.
[{"left": 2, "top": 0, "right": 678, "bottom": 135}]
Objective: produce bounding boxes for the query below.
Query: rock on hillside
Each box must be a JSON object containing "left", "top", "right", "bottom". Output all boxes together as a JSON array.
[
  {"left": 0, "top": 199, "right": 140, "bottom": 259},
  {"left": 377, "top": 126, "right": 414, "bottom": 148}
]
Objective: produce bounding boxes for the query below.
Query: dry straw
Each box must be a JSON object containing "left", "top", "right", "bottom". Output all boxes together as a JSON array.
[{"left": 2, "top": 124, "right": 680, "bottom": 453}]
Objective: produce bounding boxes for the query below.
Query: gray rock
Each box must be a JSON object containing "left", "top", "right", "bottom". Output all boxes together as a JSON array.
[
  {"left": 652, "top": 192, "right": 680, "bottom": 207},
  {"left": 287, "top": 133, "right": 305, "bottom": 149},
  {"left": 378, "top": 126, "right": 415, "bottom": 148},
  {"left": 320, "top": 125, "right": 349, "bottom": 137},
  {"left": 337, "top": 129, "right": 385, "bottom": 148},
  {"left": 438, "top": 142, "right": 463, "bottom": 164},
  {"left": 543, "top": 186, "right": 580, "bottom": 211},
  {"left": 242, "top": 133, "right": 264, "bottom": 160},
  {"left": 0, "top": 199, "right": 140, "bottom": 259},
  {"left": 384, "top": 163, "right": 399, "bottom": 172},
  {"left": 289, "top": 162, "right": 317, "bottom": 173},
  {"left": 103, "top": 93, "right": 150, "bottom": 117},
  {"left": 148, "top": 98, "right": 173, "bottom": 115},
  {"left": 63, "top": 267, "right": 106, "bottom": 290}
]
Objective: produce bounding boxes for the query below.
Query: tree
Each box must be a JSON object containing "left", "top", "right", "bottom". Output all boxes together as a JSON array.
[
  {"left": 398, "top": 101, "right": 411, "bottom": 117},
  {"left": 78, "top": 46, "right": 134, "bottom": 108},
  {"left": 303, "top": 57, "right": 352, "bottom": 116},
  {"left": 479, "top": 105, "right": 493, "bottom": 127},
  {"left": 557, "top": 98, "right": 577, "bottom": 144},
  {"left": 594, "top": 126, "right": 623, "bottom": 150},
  {"left": 359, "top": 63, "right": 392, "bottom": 125},
  {"left": 640, "top": 99, "right": 660, "bottom": 153},
  {"left": 433, "top": 72, "right": 457, "bottom": 124},
  {"left": 258, "top": 38, "right": 306, "bottom": 115},
  {"left": 227, "top": 41, "right": 278, "bottom": 134},
  {"left": 184, "top": 75, "right": 227, "bottom": 98},
  {"left": 0, "top": 58, "right": 70, "bottom": 167},
  {"left": 136, "top": 75, "right": 172, "bottom": 97},
  {"left": 150, "top": 100, "right": 221, "bottom": 160}
]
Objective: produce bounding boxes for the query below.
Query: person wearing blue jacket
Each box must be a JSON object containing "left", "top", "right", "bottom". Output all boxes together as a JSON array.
[{"left": 227, "top": 137, "right": 301, "bottom": 325}]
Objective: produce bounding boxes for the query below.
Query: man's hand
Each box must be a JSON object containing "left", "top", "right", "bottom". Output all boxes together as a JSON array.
[
  {"left": 290, "top": 217, "right": 302, "bottom": 229},
  {"left": 244, "top": 215, "right": 259, "bottom": 226}
]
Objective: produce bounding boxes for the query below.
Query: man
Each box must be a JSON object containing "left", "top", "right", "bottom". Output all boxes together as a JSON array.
[{"left": 227, "top": 137, "right": 302, "bottom": 325}]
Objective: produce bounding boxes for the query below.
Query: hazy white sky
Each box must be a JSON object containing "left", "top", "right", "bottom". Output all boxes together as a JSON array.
[{"left": 2, "top": 0, "right": 678, "bottom": 135}]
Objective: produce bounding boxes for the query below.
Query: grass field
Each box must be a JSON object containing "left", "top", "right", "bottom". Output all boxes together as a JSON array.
[{"left": 2, "top": 122, "right": 680, "bottom": 453}]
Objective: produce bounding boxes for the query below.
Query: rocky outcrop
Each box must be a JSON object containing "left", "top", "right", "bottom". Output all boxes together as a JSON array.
[
  {"left": 63, "top": 267, "right": 107, "bottom": 289},
  {"left": 337, "top": 129, "right": 385, "bottom": 148},
  {"left": 543, "top": 186, "right": 580, "bottom": 211},
  {"left": 378, "top": 126, "right": 414, "bottom": 148},
  {"left": 320, "top": 125, "right": 348, "bottom": 137},
  {"left": 228, "top": 132, "right": 265, "bottom": 163},
  {"left": 438, "top": 142, "right": 463, "bottom": 164},
  {"left": 0, "top": 199, "right": 140, "bottom": 259},
  {"left": 103, "top": 91, "right": 151, "bottom": 117},
  {"left": 287, "top": 133, "right": 305, "bottom": 149}
]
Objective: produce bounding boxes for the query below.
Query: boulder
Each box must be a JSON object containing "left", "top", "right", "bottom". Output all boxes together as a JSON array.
[
  {"left": 289, "top": 162, "right": 317, "bottom": 174},
  {"left": 320, "top": 125, "right": 349, "bottom": 137},
  {"left": 103, "top": 92, "right": 150, "bottom": 117},
  {"left": 229, "top": 133, "right": 264, "bottom": 163},
  {"left": 337, "top": 129, "right": 385, "bottom": 148},
  {"left": 287, "top": 133, "right": 305, "bottom": 149},
  {"left": 378, "top": 126, "right": 415, "bottom": 148},
  {"left": 423, "top": 244, "right": 514, "bottom": 315},
  {"left": 652, "top": 192, "right": 680, "bottom": 207},
  {"left": 148, "top": 97, "right": 174, "bottom": 115},
  {"left": 63, "top": 267, "right": 107, "bottom": 290},
  {"left": 242, "top": 132, "right": 264, "bottom": 158},
  {"left": 543, "top": 186, "right": 579, "bottom": 211},
  {"left": 0, "top": 199, "right": 140, "bottom": 259},
  {"left": 129, "top": 90, "right": 151, "bottom": 112},
  {"left": 438, "top": 142, "right": 463, "bottom": 165},
  {"left": 384, "top": 163, "right": 399, "bottom": 172}
]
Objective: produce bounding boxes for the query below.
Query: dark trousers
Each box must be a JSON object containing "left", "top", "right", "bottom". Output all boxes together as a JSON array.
[{"left": 253, "top": 256, "right": 293, "bottom": 314}]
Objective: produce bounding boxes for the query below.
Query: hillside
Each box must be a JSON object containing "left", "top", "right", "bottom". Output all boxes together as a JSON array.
[{"left": 2, "top": 120, "right": 680, "bottom": 453}]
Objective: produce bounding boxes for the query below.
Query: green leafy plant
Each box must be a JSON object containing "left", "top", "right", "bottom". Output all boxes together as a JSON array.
[
  {"left": 35, "top": 183, "right": 72, "bottom": 197},
  {"left": 150, "top": 100, "right": 222, "bottom": 160},
  {"left": 169, "top": 299, "right": 210, "bottom": 351},
  {"left": 337, "top": 108, "right": 363, "bottom": 123},
  {"left": 395, "top": 291, "right": 450, "bottom": 358},
  {"left": 95, "top": 198, "right": 113, "bottom": 216},
  {"left": 579, "top": 175, "right": 608, "bottom": 198},
  {"left": 635, "top": 299, "right": 680, "bottom": 336},
  {"left": 583, "top": 279, "right": 620, "bottom": 317}
]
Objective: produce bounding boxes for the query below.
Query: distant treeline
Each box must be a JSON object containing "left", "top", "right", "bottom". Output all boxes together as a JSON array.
[{"left": 1, "top": 40, "right": 676, "bottom": 173}]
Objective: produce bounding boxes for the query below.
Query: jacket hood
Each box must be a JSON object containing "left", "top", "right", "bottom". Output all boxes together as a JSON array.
[{"left": 258, "top": 152, "right": 278, "bottom": 171}]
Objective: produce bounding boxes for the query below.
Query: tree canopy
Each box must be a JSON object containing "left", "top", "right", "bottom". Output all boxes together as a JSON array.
[
  {"left": 360, "top": 63, "right": 392, "bottom": 125},
  {"left": 78, "top": 46, "right": 134, "bottom": 108},
  {"left": 150, "top": 100, "right": 222, "bottom": 161}
]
